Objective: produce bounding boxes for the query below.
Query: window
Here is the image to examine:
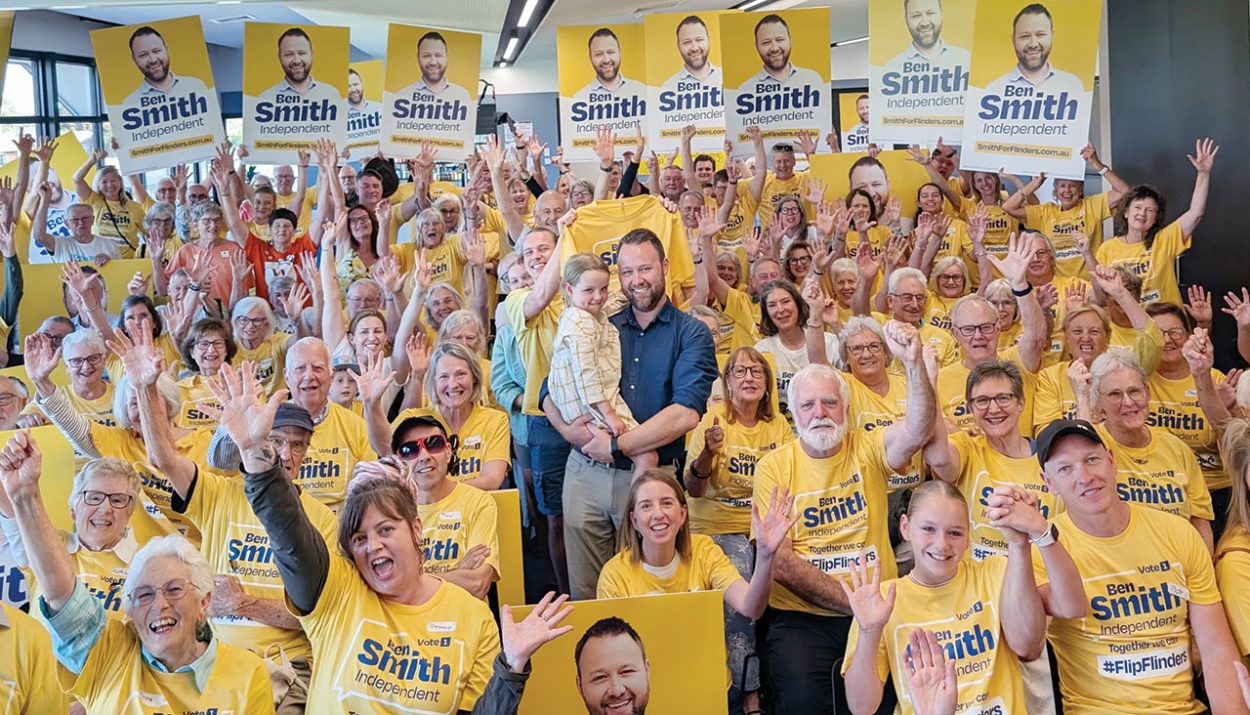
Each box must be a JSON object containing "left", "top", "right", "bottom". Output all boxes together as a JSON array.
[
  {"left": 1, "top": 58, "right": 37, "bottom": 118},
  {"left": 54, "top": 61, "right": 98, "bottom": 118}
]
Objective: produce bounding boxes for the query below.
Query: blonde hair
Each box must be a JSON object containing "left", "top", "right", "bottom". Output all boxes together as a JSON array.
[
  {"left": 424, "top": 341, "right": 483, "bottom": 408},
  {"left": 617, "top": 470, "right": 690, "bottom": 563},
  {"left": 929, "top": 256, "right": 969, "bottom": 294},
  {"left": 561, "top": 252, "right": 609, "bottom": 290},
  {"left": 1223, "top": 419, "right": 1250, "bottom": 535}
]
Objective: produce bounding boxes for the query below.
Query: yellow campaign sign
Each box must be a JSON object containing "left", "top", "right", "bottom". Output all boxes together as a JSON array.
[
  {"left": 488, "top": 489, "right": 525, "bottom": 607},
  {"left": 809, "top": 150, "right": 933, "bottom": 220},
  {"left": 558, "top": 24, "right": 648, "bottom": 162},
  {"left": 643, "top": 11, "right": 733, "bottom": 155},
  {"left": 513, "top": 591, "right": 727, "bottom": 715},
  {"left": 839, "top": 91, "right": 871, "bottom": 151},
  {"left": 242, "top": 22, "right": 350, "bottom": 163},
  {"left": 959, "top": 0, "right": 1101, "bottom": 178},
  {"left": 381, "top": 24, "right": 481, "bottom": 158},
  {"left": 0, "top": 260, "right": 153, "bottom": 345},
  {"left": 91, "top": 17, "right": 225, "bottom": 176},
  {"left": 869, "top": 0, "right": 975, "bottom": 145},
  {"left": 0, "top": 12, "right": 13, "bottom": 101},
  {"left": 721, "top": 8, "right": 832, "bottom": 158},
  {"left": 347, "top": 59, "right": 383, "bottom": 158},
  {"left": 0, "top": 129, "right": 90, "bottom": 263}
]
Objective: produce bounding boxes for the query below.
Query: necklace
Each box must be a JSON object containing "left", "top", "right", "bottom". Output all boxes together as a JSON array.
[{"left": 907, "top": 569, "right": 957, "bottom": 589}]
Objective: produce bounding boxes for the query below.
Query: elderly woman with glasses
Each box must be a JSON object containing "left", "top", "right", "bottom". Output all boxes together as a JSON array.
[
  {"left": 1069, "top": 351, "right": 1215, "bottom": 552},
  {"left": 0, "top": 431, "right": 274, "bottom": 713},
  {"left": 18, "top": 328, "right": 114, "bottom": 431},
  {"left": 231, "top": 296, "right": 293, "bottom": 397},
  {"left": 176, "top": 318, "right": 237, "bottom": 429}
]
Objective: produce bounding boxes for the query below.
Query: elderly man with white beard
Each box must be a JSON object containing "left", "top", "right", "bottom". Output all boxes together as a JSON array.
[{"left": 752, "top": 320, "right": 936, "bottom": 715}]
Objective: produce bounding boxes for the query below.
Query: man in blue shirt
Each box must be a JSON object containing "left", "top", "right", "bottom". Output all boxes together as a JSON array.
[{"left": 544, "top": 227, "right": 717, "bottom": 600}]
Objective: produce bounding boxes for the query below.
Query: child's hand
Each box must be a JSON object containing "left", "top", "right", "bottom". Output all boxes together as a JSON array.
[{"left": 603, "top": 410, "right": 628, "bottom": 438}]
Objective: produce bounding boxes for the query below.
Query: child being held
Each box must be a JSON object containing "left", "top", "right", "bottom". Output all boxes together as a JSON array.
[{"left": 549, "top": 252, "right": 657, "bottom": 476}]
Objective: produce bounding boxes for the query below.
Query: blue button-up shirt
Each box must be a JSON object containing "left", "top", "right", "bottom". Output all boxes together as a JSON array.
[{"left": 609, "top": 299, "right": 717, "bottom": 469}]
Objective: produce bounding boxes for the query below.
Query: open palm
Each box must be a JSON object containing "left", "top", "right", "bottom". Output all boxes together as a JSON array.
[{"left": 752, "top": 487, "right": 797, "bottom": 557}]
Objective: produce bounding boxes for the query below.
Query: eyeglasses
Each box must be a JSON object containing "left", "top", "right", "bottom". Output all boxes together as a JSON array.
[
  {"left": 889, "top": 293, "right": 926, "bottom": 305},
  {"left": 954, "top": 323, "right": 997, "bottom": 337},
  {"left": 729, "top": 365, "right": 765, "bottom": 379},
  {"left": 0, "top": 394, "right": 21, "bottom": 407},
  {"left": 396, "top": 434, "right": 449, "bottom": 460},
  {"left": 80, "top": 490, "right": 134, "bottom": 508},
  {"left": 847, "top": 342, "right": 884, "bottom": 357},
  {"left": 235, "top": 316, "right": 268, "bottom": 328},
  {"left": 148, "top": 218, "right": 174, "bottom": 226},
  {"left": 194, "top": 339, "right": 227, "bottom": 351},
  {"left": 1101, "top": 386, "right": 1148, "bottom": 406},
  {"left": 969, "top": 393, "right": 1018, "bottom": 410},
  {"left": 1160, "top": 327, "right": 1188, "bottom": 341},
  {"left": 937, "top": 274, "right": 964, "bottom": 283},
  {"left": 787, "top": 255, "right": 811, "bottom": 265},
  {"left": 778, "top": 206, "right": 802, "bottom": 215},
  {"left": 66, "top": 354, "right": 104, "bottom": 369},
  {"left": 1030, "top": 249, "right": 1052, "bottom": 259},
  {"left": 128, "top": 578, "right": 191, "bottom": 608},
  {"left": 267, "top": 435, "right": 310, "bottom": 453}
]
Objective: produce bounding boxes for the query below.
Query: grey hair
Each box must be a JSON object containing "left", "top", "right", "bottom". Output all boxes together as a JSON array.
[
  {"left": 1089, "top": 351, "right": 1147, "bottom": 411},
  {"left": 425, "top": 341, "right": 484, "bottom": 407},
  {"left": 143, "top": 201, "right": 176, "bottom": 230},
  {"left": 190, "top": 200, "right": 223, "bottom": 222},
  {"left": 838, "top": 315, "right": 886, "bottom": 365},
  {"left": 61, "top": 328, "right": 107, "bottom": 357},
  {"left": 415, "top": 207, "right": 444, "bottom": 239},
  {"left": 70, "top": 458, "right": 141, "bottom": 511},
  {"left": 286, "top": 337, "right": 332, "bottom": 375},
  {"left": 113, "top": 373, "right": 181, "bottom": 430},
  {"left": 887, "top": 267, "right": 927, "bottom": 294},
  {"left": 829, "top": 257, "right": 857, "bottom": 278},
  {"left": 949, "top": 293, "right": 997, "bottom": 326},
  {"left": 787, "top": 363, "right": 850, "bottom": 420},
  {"left": 122, "top": 534, "right": 214, "bottom": 614},
  {"left": 423, "top": 281, "right": 466, "bottom": 323},
  {"left": 231, "top": 296, "right": 276, "bottom": 341},
  {"left": 436, "top": 309, "right": 486, "bottom": 356}
]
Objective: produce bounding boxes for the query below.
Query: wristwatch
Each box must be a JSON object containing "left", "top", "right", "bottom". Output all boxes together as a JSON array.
[{"left": 1030, "top": 523, "right": 1058, "bottom": 548}]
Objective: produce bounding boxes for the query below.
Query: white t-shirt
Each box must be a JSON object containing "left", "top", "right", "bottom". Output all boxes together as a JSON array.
[
  {"left": 50, "top": 234, "right": 120, "bottom": 263},
  {"left": 755, "top": 332, "right": 841, "bottom": 418}
]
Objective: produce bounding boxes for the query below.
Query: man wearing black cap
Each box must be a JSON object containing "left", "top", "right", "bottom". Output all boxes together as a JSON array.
[
  {"left": 1034, "top": 418, "right": 1247, "bottom": 715},
  {"left": 391, "top": 414, "right": 499, "bottom": 601},
  {"left": 130, "top": 358, "right": 337, "bottom": 714}
]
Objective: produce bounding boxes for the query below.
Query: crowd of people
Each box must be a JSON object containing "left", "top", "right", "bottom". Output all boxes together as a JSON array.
[{"left": 0, "top": 99, "right": 1244, "bottom": 715}]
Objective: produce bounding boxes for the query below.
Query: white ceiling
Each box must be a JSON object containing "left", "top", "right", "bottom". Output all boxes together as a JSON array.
[{"left": 37, "top": 0, "right": 868, "bottom": 69}]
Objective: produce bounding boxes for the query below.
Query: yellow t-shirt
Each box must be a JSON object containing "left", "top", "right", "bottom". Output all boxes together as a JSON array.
[
  {"left": 21, "top": 382, "right": 115, "bottom": 427},
  {"left": 948, "top": 431, "right": 1059, "bottom": 561},
  {"left": 275, "top": 190, "right": 310, "bottom": 230},
  {"left": 391, "top": 404, "right": 510, "bottom": 485},
  {"left": 89, "top": 422, "right": 224, "bottom": 544},
  {"left": 842, "top": 558, "right": 1026, "bottom": 715},
  {"left": 924, "top": 291, "right": 960, "bottom": 332},
  {"left": 59, "top": 617, "right": 274, "bottom": 715},
  {"left": 880, "top": 319, "right": 958, "bottom": 377},
  {"left": 958, "top": 197, "right": 1019, "bottom": 276},
  {"left": 937, "top": 347, "right": 1038, "bottom": 436},
  {"left": 1148, "top": 368, "right": 1229, "bottom": 490},
  {"left": 232, "top": 332, "right": 291, "bottom": 397},
  {"left": 1033, "top": 505, "right": 1220, "bottom": 715},
  {"left": 175, "top": 374, "right": 219, "bottom": 430},
  {"left": 1024, "top": 193, "right": 1112, "bottom": 277},
  {"left": 1041, "top": 275, "right": 1094, "bottom": 366},
  {"left": 181, "top": 468, "right": 338, "bottom": 663},
  {"left": 718, "top": 181, "right": 759, "bottom": 247},
  {"left": 757, "top": 171, "right": 813, "bottom": 230},
  {"left": 597, "top": 534, "right": 743, "bottom": 599},
  {"left": 1094, "top": 424, "right": 1213, "bottom": 521},
  {"left": 504, "top": 289, "right": 563, "bottom": 416},
  {"left": 721, "top": 286, "right": 762, "bottom": 347},
  {"left": 418, "top": 482, "right": 500, "bottom": 581},
  {"left": 105, "top": 333, "right": 183, "bottom": 388},
  {"left": 298, "top": 561, "right": 500, "bottom": 712},
  {"left": 561, "top": 195, "right": 695, "bottom": 296},
  {"left": 17, "top": 529, "right": 155, "bottom": 624},
  {"left": 299, "top": 402, "right": 377, "bottom": 514},
  {"left": 394, "top": 238, "right": 468, "bottom": 295},
  {"left": 1215, "top": 526, "right": 1250, "bottom": 655},
  {"left": 685, "top": 403, "right": 792, "bottom": 535},
  {"left": 0, "top": 603, "right": 74, "bottom": 712},
  {"left": 1096, "top": 221, "right": 1190, "bottom": 305},
  {"left": 846, "top": 373, "right": 922, "bottom": 490},
  {"left": 84, "top": 191, "right": 145, "bottom": 259},
  {"left": 753, "top": 433, "right": 896, "bottom": 616}
]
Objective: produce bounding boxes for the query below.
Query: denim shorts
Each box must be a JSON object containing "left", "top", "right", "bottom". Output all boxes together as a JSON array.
[{"left": 527, "top": 415, "right": 573, "bottom": 516}]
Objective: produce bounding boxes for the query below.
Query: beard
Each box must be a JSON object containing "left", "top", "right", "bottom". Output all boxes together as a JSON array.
[
  {"left": 626, "top": 280, "right": 664, "bottom": 313},
  {"left": 798, "top": 418, "right": 846, "bottom": 452},
  {"left": 142, "top": 60, "right": 169, "bottom": 84},
  {"left": 595, "top": 61, "right": 619, "bottom": 84}
]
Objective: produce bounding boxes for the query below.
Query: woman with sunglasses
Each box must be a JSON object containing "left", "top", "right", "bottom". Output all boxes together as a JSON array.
[
  {"left": 1069, "top": 351, "right": 1215, "bottom": 552},
  {"left": 683, "top": 347, "right": 793, "bottom": 711},
  {"left": 214, "top": 370, "right": 572, "bottom": 712},
  {"left": 0, "top": 431, "right": 274, "bottom": 713}
]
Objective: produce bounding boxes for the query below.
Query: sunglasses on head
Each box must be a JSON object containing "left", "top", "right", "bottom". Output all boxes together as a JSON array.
[{"left": 396, "top": 434, "right": 448, "bottom": 460}]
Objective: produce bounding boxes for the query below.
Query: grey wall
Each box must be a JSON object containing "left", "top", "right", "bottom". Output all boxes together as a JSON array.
[
  {"left": 1107, "top": 0, "right": 1250, "bottom": 367},
  {"left": 489, "top": 91, "right": 560, "bottom": 175}
]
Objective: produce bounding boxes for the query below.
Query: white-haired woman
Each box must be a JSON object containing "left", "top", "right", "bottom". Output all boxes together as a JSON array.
[
  {"left": 1070, "top": 350, "right": 1215, "bottom": 551},
  {"left": 72, "top": 150, "right": 144, "bottom": 258},
  {"left": 139, "top": 201, "right": 184, "bottom": 297},
  {"left": 436, "top": 308, "right": 497, "bottom": 407},
  {"left": 18, "top": 328, "right": 114, "bottom": 431},
  {"left": 0, "top": 430, "right": 273, "bottom": 713},
  {"left": 231, "top": 296, "right": 293, "bottom": 397}
]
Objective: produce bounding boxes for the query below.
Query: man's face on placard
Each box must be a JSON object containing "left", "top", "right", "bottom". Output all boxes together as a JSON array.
[
  {"left": 577, "top": 633, "right": 651, "bottom": 715},
  {"left": 1013, "top": 10, "right": 1054, "bottom": 72},
  {"left": 347, "top": 71, "right": 363, "bottom": 104},
  {"left": 131, "top": 32, "right": 170, "bottom": 84},
  {"left": 418, "top": 37, "right": 449, "bottom": 85},
  {"left": 278, "top": 33, "right": 313, "bottom": 85},
  {"left": 589, "top": 34, "right": 622, "bottom": 84},
  {"left": 905, "top": 0, "right": 944, "bottom": 50},
  {"left": 676, "top": 21, "right": 710, "bottom": 74},
  {"left": 754, "top": 20, "right": 791, "bottom": 72}
]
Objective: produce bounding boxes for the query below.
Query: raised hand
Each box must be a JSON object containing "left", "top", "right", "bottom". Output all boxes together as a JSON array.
[
  {"left": 703, "top": 416, "right": 724, "bottom": 454},
  {"left": 1219, "top": 369, "right": 1242, "bottom": 411},
  {"left": 405, "top": 331, "right": 432, "bottom": 377},
  {"left": 200, "top": 362, "right": 288, "bottom": 452},
  {"left": 1184, "top": 284, "right": 1213, "bottom": 326},
  {"left": 375, "top": 199, "right": 393, "bottom": 229},
  {"left": 697, "top": 205, "right": 726, "bottom": 242},
  {"left": 985, "top": 484, "right": 1048, "bottom": 546},
  {"left": 372, "top": 254, "right": 404, "bottom": 295},
  {"left": 59, "top": 261, "right": 103, "bottom": 306},
  {"left": 906, "top": 144, "right": 931, "bottom": 165},
  {"left": 22, "top": 333, "right": 59, "bottom": 386},
  {"left": 0, "top": 431, "right": 43, "bottom": 505},
  {"left": 282, "top": 280, "right": 311, "bottom": 319},
  {"left": 483, "top": 134, "right": 506, "bottom": 172},
  {"left": 34, "top": 138, "right": 56, "bottom": 164},
  {"left": 856, "top": 240, "right": 883, "bottom": 282},
  {"left": 882, "top": 234, "right": 909, "bottom": 271},
  {"left": 500, "top": 592, "right": 574, "bottom": 673},
  {"left": 881, "top": 196, "right": 902, "bottom": 229},
  {"left": 1036, "top": 283, "right": 1058, "bottom": 315},
  {"left": 106, "top": 317, "right": 164, "bottom": 388},
  {"left": 1063, "top": 281, "right": 1089, "bottom": 313},
  {"left": 1181, "top": 327, "right": 1215, "bottom": 374},
  {"left": 352, "top": 350, "right": 397, "bottom": 405},
  {"left": 127, "top": 270, "right": 152, "bottom": 297},
  {"left": 742, "top": 226, "right": 761, "bottom": 260},
  {"left": 883, "top": 320, "right": 922, "bottom": 364},
  {"left": 968, "top": 204, "right": 988, "bottom": 248},
  {"left": 1091, "top": 264, "right": 1127, "bottom": 299},
  {"left": 1187, "top": 137, "right": 1219, "bottom": 174},
  {"left": 904, "top": 629, "right": 958, "bottom": 715},
  {"left": 806, "top": 178, "right": 827, "bottom": 206},
  {"left": 795, "top": 131, "right": 818, "bottom": 156},
  {"left": 833, "top": 199, "right": 853, "bottom": 237},
  {"left": 753, "top": 486, "right": 798, "bottom": 558},
  {"left": 801, "top": 274, "right": 826, "bottom": 316},
  {"left": 1222, "top": 287, "right": 1250, "bottom": 328},
  {"left": 592, "top": 126, "right": 616, "bottom": 166},
  {"left": 836, "top": 557, "right": 896, "bottom": 632},
  {"left": 985, "top": 232, "right": 1030, "bottom": 288},
  {"left": 463, "top": 224, "right": 487, "bottom": 267}
]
